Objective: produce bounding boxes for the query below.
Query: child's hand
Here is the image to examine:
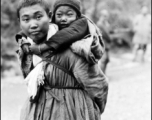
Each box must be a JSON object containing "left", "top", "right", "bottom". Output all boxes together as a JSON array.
[{"left": 29, "top": 44, "right": 41, "bottom": 55}]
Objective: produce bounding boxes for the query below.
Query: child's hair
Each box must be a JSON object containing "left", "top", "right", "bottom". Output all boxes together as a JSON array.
[
  {"left": 17, "top": 0, "right": 50, "bottom": 18},
  {"left": 52, "top": 0, "right": 82, "bottom": 22}
]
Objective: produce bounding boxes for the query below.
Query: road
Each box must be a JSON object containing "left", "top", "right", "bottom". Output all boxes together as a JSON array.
[
  {"left": 1, "top": 48, "right": 151, "bottom": 120},
  {"left": 102, "top": 53, "right": 151, "bottom": 120}
]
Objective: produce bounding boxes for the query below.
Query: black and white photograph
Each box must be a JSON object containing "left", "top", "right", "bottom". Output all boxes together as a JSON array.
[{"left": 1, "top": 0, "right": 151, "bottom": 120}]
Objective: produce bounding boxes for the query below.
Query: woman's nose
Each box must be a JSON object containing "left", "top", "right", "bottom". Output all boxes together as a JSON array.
[{"left": 30, "top": 20, "right": 38, "bottom": 29}]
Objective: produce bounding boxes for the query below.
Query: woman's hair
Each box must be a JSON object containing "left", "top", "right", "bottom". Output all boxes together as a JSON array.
[{"left": 17, "top": 0, "right": 50, "bottom": 18}]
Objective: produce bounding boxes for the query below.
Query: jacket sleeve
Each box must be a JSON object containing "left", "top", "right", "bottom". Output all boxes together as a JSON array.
[
  {"left": 15, "top": 31, "right": 31, "bottom": 51},
  {"left": 44, "top": 17, "right": 88, "bottom": 51},
  {"left": 73, "top": 58, "right": 109, "bottom": 114},
  {"left": 16, "top": 46, "right": 34, "bottom": 78}
]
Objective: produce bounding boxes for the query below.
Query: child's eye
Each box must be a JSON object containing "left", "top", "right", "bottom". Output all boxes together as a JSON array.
[
  {"left": 68, "top": 14, "right": 73, "bottom": 16},
  {"left": 57, "top": 13, "right": 62, "bottom": 17},
  {"left": 67, "top": 13, "right": 73, "bottom": 16}
]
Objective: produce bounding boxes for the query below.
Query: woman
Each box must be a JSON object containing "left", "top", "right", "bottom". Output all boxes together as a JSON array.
[{"left": 17, "top": 0, "right": 108, "bottom": 120}]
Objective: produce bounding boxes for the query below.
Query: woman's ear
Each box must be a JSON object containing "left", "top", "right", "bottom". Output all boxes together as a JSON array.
[
  {"left": 18, "top": 18, "right": 22, "bottom": 29},
  {"left": 48, "top": 11, "right": 52, "bottom": 18},
  {"left": 48, "top": 11, "right": 52, "bottom": 22},
  {"left": 18, "top": 18, "right": 20, "bottom": 22}
]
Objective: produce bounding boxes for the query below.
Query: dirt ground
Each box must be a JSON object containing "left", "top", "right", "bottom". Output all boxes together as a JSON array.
[
  {"left": 102, "top": 56, "right": 151, "bottom": 120},
  {"left": 1, "top": 45, "right": 151, "bottom": 120}
]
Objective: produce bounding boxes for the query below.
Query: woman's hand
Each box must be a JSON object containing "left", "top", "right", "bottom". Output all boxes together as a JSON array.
[
  {"left": 29, "top": 44, "right": 42, "bottom": 55},
  {"left": 21, "top": 43, "right": 31, "bottom": 54}
]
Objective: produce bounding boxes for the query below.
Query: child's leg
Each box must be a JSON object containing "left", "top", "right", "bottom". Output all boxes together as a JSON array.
[{"left": 99, "top": 51, "right": 109, "bottom": 74}]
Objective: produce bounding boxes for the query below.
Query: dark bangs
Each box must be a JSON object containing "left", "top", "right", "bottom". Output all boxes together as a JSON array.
[{"left": 17, "top": 0, "right": 50, "bottom": 18}]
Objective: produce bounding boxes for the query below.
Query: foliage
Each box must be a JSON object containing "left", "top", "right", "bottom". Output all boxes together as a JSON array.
[
  {"left": 1, "top": 0, "right": 151, "bottom": 38},
  {"left": 1, "top": 0, "right": 151, "bottom": 75}
]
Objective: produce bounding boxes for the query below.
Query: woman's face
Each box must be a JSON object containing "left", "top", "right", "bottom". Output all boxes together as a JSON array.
[
  {"left": 19, "top": 4, "right": 51, "bottom": 44},
  {"left": 55, "top": 6, "right": 77, "bottom": 29}
]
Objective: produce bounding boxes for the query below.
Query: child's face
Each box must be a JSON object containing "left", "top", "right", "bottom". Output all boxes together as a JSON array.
[
  {"left": 55, "top": 6, "right": 77, "bottom": 29},
  {"left": 19, "top": 4, "right": 51, "bottom": 44}
]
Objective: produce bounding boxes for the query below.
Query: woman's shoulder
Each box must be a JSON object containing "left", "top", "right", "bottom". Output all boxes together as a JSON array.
[{"left": 49, "top": 23, "right": 59, "bottom": 31}]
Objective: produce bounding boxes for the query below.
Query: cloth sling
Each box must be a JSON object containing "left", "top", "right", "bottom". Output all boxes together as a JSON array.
[{"left": 41, "top": 58, "right": 83, "bottom": 102}]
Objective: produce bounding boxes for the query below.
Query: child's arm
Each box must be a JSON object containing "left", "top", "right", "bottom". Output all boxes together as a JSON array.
[
  {"left": 15, "top": 17, "right": 88, "bottom": 54},
  {"left": 40, "top": 17, "right": 88, "bottom": 52}
]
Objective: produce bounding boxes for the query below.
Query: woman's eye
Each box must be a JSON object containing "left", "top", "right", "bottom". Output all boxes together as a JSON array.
[
  {"left": 23, "top": 18, "right": 29, "bottom": 22},
  {"left": 36, "top": 15, "right": 42, "bottom": 20}
]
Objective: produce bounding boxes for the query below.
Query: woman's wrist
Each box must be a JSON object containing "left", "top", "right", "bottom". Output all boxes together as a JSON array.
[
  {"left": 40, "top": 43, "right": 50, "bottom": 52},
  {"left": 39, "top": 45, "right": 42, "bottom": 55}
]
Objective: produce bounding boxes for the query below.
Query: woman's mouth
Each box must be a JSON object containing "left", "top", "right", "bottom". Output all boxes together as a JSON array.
[{"left": 31, "top": 31, "right": 40, "bottom": 35}]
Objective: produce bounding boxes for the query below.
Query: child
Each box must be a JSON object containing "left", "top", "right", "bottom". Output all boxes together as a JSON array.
[{"left": 16, "top": 0, "right": 105, "bottom": 101}]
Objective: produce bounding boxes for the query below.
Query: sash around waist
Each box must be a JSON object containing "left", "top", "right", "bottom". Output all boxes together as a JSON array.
[
  {"left": 43, "top": 86, "right": 83, "bottom": 90},
  {"left": 43, "top": 86, "right": 83, "bottom": 102}
]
